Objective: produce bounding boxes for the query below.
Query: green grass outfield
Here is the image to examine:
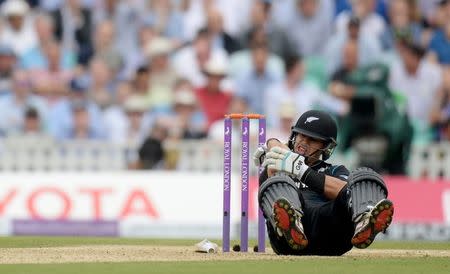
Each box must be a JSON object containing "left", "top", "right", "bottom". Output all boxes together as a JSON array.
[{"left": 0, "top": 237, "right": 449, "bottom": 274}]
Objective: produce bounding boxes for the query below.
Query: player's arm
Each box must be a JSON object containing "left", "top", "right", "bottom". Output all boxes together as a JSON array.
[
  {"left": 322, "top": 175, "right": 347, "bottom": 200},
  {"left": 263, "top": 145, "right": 347, "bottom": 200}
]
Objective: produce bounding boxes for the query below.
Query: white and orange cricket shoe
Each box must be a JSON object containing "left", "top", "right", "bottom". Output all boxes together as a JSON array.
[
  {"left": 351, "top": 199, "right": 394, "bottom": 249},
  {"left": 273, "top": 198, "right": 308, "bottom": 250}
]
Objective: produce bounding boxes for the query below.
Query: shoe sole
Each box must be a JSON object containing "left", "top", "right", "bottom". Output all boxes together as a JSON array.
[
  {"left": 351, "top": 199, "right": 394, "bottom": 249},
  {"left": 273, "top": 198, "right": 308, "bottom": 250}
]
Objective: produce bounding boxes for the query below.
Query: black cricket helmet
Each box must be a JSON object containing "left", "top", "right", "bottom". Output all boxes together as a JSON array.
[{"left": 288, "top": 110, "right": 338, "bottom": 160}]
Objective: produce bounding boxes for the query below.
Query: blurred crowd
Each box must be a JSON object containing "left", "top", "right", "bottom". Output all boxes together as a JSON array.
[{"left": 0, "top": 0, "right": 449, "bottom": 173}]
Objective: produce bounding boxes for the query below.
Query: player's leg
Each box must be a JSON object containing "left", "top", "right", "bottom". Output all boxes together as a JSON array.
[
  {"left": 298, "top": 188, "right": 355, "bottom": 256},
  {"left": 258, "top": 173, "right": 308, "bottom": 251},
  {"left": 348, "top": 167, "right": 394, "bottom": 248}
]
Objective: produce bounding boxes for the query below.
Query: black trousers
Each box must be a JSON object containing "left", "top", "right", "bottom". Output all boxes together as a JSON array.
[{"left": 268, "top": 186, "right": 354, "bottom": 256}]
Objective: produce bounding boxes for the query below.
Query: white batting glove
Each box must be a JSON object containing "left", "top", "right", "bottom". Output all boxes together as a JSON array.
[
  {"left": 263, "top": 147, "right": 309, "bottom": 179},
  {"left": 252, "top": 145, "right": 267, "bottom": 166}
]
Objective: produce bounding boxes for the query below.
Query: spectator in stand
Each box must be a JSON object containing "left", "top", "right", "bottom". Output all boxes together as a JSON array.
[
  {"left": 180, "top": 0, "right": 254, "bottom": 41},
  {"left": 335, "top": 0, "right": 389, "bottom": 20},
  {"left": 135, "top": 121, "right": 168, "bottom": 170},
  {"left": 324, "top": 15, "right": 382, "bottom": 75},
  {"left": 6, "top": 106, "right": 48, "bottom": 138},
  {"left": 230, "top": 26, "right": 284, "bottom": 80},
  {"left": 28, "top": 40, "right": 74, "bottom": 107},
  {"left": 335, "top": 0, "right": 386, "bottom": 42},
  {"left": 381, "top": 0, "right": 423, "bottom": 51},
  {"left": 442, "top": 0, "right": 450, "bottom": 19},
  {"left": 329, "top": 39, "right": 359, "bottom": 101},
  {"left": 138, "top": 0, "right": 184, "bottom": 43},
  {"left": 146, "top": 37, "right": 177, "bottom": 88},
  {"left": 208, "top": 95, "right": 263, "bottom": 153},
  {"left": 122, "top": 95, "right": 154, "bottom": 147},
  {"left": 0, "top": 70, "right": 48, "bottom": 136},
  {"left": 428, "top": 19, "right": 450, "bottom": 65},
  {"left": 194, "top": 57, "right": 233, "bottom": 129},
  {"left": 102, "top": 80, "right": 131, "bottom": 144},
  {"left": 429, "top": 0, "right": 450, "bottom": 29},
  {"left": 172, "top": 77, "right": 195, "bottom": 94},
  {"left": 93, "top": 0, "right": 141, "bottom": 59},
  {"left": 145, "top": 36, "right": 178, "bottom": 112},
  {"left": 20, "top": 12, "right": 76, "bottom": 70},
  {"left": 0, "top": 44, "right": 17, "bottom": 96},
  {"left": 85, "top": 19, "right": 123, "bottom": 74},
  {"left": 205, "top": 8, "right": 241, "bottom": 54},
  {"left": 124, "top": 22, "right": 157, "bottom": 80},
  {"left": 265, "top": 54, "right": 348, "bottom": 128},
  {"left": 240, "top": 0, "right": 293, "bottom": 59},
  {"left": 266, "top": 101, "right": 297, "bottom": 141},
  {"left": 0, "top": 0, "right": 37, "bottom": 57},
  {"left": 172, "top": 28, "right": 228, "bottom": 88},
  {"left": 235, "top": 42, "right": 281, "bottom": 114},
  {"left": 208, "top": 96, "right": 259, "bottom": 145},
  {"left": 47, "top": 77, "right": 105, "bottom": 140},
  {"left": 102, "top": 79, "right": 155, "bottom": 146},
  {"left": 157, "top": 88, "right": 207, "bottom": 140},
  {"left": 52, "top": 0, "right": 93, "bottom": 65},
  {"left": 417, "top": 0, "right": 442, "bottom": 28},
  {"left": 283, "top": 0, "right": 334, "bottom": 57},
  {"left": 389, "top": 40, "right": 442, "bottom": 143},
  {"left": 67, "top": 101, "right": 103, "bottom": 140},
  {"left": 430, "top": 66, "right": 450, "bottom": 140},
  {"left": 179, "top": 0, "right": 213, "bottom": 42},
  {"left": 131, "top": 64, "right": 152, "bottom": 109},
  {"left": 21, "top": 107, "right": 44, "bottom": 136},
  {"left": 214, "top": 0, "right": 255, "bottom": 38},
  {"left": 85, "top": 57, "right": 114, "bottom": 110}
]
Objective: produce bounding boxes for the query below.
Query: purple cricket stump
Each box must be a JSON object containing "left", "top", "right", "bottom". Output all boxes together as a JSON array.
[
  {"left": 240, "top": 117, "right": 250, "bottom": 252},
  {"left": 258, "top": 117, "right": 266, "bottom": 252},
  {"left": 223, "top": 117, "right": 232, "bottom": 252}
]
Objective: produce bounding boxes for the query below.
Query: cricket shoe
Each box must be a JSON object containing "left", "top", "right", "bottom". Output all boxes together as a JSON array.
[
  {"left": 273, "top": 198, "right": 308, "bottom": 250},
  {"left": 351, "top": 199, "right": 394, "bottom": 249}
]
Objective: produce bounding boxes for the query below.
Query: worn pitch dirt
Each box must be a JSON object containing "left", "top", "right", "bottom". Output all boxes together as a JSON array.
[{"left": 0, "top": 246, "right": 449, "bottom": 264}]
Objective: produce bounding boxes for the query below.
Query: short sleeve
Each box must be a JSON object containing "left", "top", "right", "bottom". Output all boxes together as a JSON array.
[{"left": 327, "top": 165, "right": 349, "bottom": 181}]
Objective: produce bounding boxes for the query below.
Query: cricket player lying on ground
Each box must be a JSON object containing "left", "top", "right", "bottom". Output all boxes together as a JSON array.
[{"left": 253, "top": 110, "right": 394, "bottom": 256}]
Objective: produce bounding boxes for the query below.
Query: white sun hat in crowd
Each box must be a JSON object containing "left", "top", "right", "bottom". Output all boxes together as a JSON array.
[
  {"left": 124, "top": 96, "right": 148, "bottom": 113},
  {"left": 278, "top": 102, "right": 297, "bottom": 119},
  {"left": 174, "top": 89, "right": 197, "bottom": 106},
  {"left": 145, "top": 37, "right": 174, "bottom": 58},
  {"left": 2, "top": 0, "right": 29, "bottom": 16},
  {"left": 203, "top": 57, "right": 228, "bottom": 77}
]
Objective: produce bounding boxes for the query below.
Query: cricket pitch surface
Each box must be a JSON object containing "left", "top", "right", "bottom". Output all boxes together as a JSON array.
[{"left": 1, "top": 245, "right": 449, "bottom": 264}]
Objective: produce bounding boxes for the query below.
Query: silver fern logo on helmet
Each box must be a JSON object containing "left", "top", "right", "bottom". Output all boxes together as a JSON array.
[{"left": 305, "top": 117, "right": 319, "bottom": 124}]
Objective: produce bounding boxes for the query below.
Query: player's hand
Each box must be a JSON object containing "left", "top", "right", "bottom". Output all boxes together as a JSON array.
[
  {"left": 252, "top": 145, "right": 267, "bottom": 166},
  {"left": 263, "top": 147, "right": 308, "bottom": 178}
]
